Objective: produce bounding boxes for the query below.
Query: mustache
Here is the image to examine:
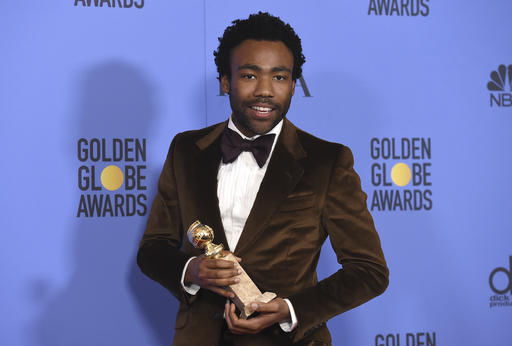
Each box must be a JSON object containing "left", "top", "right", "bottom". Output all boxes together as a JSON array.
[{"left": 246, "top": 99, "right": 280, "bottom": 109}]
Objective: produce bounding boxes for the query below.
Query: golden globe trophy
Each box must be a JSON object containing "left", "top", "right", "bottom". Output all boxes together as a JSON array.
[{"left": 187, "top": 220, "right": 276, "bottom": 318}]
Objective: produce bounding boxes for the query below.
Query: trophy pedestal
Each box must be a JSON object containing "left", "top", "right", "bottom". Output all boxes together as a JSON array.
[{"left": 223, "top": 253, "right": 276, "bottom": 319}]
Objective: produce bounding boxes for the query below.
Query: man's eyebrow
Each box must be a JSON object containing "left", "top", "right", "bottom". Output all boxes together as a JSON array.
[
  {"left": 271, "top": 66, "right": 292, "bottom": 73},
  {"left": 238, "top": 64, "right": 261, "bottom": 71},
  {"left": 237, "top": 64, "right": 292, "bottom": 73}
]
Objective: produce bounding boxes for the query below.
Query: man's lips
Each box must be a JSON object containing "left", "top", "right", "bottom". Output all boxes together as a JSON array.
[
  {"left": 248, "top": 103, "right": 277, "bottom": 117},
  {"left": 251, "top": 105, "right": 273, "bottom": 113}
]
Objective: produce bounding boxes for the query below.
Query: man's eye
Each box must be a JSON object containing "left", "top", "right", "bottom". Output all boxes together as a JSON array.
[
  {"left": 273, "top": 75, "right": 286, "bottom": 81},
  {"left": 242, "top": 74, "right": 255, "bottom": 79}
]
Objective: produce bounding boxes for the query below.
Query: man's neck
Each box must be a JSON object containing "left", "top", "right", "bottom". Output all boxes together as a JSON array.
[{"left": 228, "top": 116, "right": 284, "bottom": 141}]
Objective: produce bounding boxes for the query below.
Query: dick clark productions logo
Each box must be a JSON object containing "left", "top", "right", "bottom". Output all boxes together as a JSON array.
[
  {"left": 487, "top": 64, "right": 512, "bottom": 107},
  {"left": 370, "top": 137, "right": 432, "bottom": 211},
  {"left": 76, "top": 138, "right": 148, "bottom": 217},
  {"left": 489, "top": 256, "right": 512, "bottom": 308}
]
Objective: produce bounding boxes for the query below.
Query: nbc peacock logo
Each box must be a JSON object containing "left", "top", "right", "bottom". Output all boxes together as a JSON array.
[{"left": 487, "top": 64, "right": 512, "bottom": 107}]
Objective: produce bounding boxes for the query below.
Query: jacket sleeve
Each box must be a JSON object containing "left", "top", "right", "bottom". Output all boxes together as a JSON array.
[
  {"left": 288, "top": 145, "right": 389, "bottom": 342},
  {"left": 136, "top": 134, "right": 192, "bottom": 303}
]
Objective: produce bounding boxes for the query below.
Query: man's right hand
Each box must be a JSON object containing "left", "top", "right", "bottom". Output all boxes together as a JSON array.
[{"left": 184, "top": 251, "right": 242, "bottom": 298}]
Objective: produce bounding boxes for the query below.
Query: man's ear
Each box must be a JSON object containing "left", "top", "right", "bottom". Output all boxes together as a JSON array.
[
  {"left": 291, "top": 79, "right": 296, "bottom": 96},
  {"left": 220, "top": 75, "right": 230, "bottom": 95}
]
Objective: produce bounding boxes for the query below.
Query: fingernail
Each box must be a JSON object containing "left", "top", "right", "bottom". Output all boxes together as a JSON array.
[
  {"left": 234, "top": 278, "right": 240, "bottom": 283},
  {"left": 237, "top": 269, "right": 242, "bottom": 274},
  {"left": 251, "top": 303, "right": 258, "bottom": 310}
]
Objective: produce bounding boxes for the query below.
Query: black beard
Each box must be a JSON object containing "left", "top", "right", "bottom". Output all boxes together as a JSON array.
[{"left": 229, "top": 94, "right": 293, "bottom": 136}]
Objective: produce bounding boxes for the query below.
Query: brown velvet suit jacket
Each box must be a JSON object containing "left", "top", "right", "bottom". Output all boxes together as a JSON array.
[{"left": 137, "top": 119, "right": 389, "bottom": 346}]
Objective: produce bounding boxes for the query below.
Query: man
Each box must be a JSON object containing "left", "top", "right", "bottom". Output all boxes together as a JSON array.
[{"left": 137, "top": 12, "right": 388, "bottom": 346}]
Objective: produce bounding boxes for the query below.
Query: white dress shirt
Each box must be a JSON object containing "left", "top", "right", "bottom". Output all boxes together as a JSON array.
[{"left": 180, "top": 117, "right": 297, "bottom": 332}]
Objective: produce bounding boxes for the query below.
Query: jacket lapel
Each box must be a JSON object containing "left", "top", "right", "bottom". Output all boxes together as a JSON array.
[
  {"left": 192, "top": 122, "right": 229, "bottom": 250},
  {"left": 234, "top": 119, "right": 307, "bottom": 257}
]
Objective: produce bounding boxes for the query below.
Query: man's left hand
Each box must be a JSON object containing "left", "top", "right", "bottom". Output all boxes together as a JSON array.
[{"left": 224, "top": 298, "right": 290, "bottom": 334}]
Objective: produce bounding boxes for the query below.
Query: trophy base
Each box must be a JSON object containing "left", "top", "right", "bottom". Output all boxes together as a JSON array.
[
  {"left": 223, "top": 253, "right": 276, "bottom": 319},
  {"left": 235, "top": 291, "right": 277, "bottom": 319}
]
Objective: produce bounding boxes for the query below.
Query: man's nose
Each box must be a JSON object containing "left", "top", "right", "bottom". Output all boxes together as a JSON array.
[{"left": 254, "top": 77, "right": 273, "bottom": 98}]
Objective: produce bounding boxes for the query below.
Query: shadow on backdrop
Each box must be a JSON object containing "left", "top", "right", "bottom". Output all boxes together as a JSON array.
[{"left": 36, "top": 61, "right": 179, "bottom": 346}]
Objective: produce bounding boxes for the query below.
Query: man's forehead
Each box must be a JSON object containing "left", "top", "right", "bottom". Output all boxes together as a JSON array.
[{"left": 230, "top": 39, "right": 294, "bottom": 67}]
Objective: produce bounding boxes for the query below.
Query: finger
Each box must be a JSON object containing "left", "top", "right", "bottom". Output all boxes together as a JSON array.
[
  {"left": 227, "top": 303, "right": 258, "bottom": 333},
  {"left": 224, "top": 252, "right": 242, "bottom": 263},
  {"left": 204, "top": 276, "right": 240, "bottom": 287},
  {"left": 250, "top": 301, "right": 279, "bottom": 313},
  {"left": 225, "top": 302, "right": 243, "bottom": 334},
  {"left": 229, "top": 316, "right": 268, "bottom": 334},
  {"left": 225, "top": 302, "right": 233, "bottom": 328},
  {"left": 232, "top": 313, "right": 278, "bottom": 334},
  {"left": 230, "top": 254, "right": 242, "bottom": 262},
  {"left": 197, "top": 267, "right": 240, "bottom": 286},
  {"left": 221, "top": 250, "right": 242, "bottom": 261},
  {"left": 205, "top": 258, "right": 238, "bottom": 269},
  {"left": 226, "top": 303, "right": 252, "bottom": 335},
  {"left": 207, "top": 286, "right": 235, "bottom": 299},
  {"left": 203, "top": 267, "right": 241, "bottom": 279}
]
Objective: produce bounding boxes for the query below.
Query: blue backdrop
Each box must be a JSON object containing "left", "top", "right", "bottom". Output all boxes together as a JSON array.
[{"left": 2, "top": 1, "right": 511, "bottom": 345}]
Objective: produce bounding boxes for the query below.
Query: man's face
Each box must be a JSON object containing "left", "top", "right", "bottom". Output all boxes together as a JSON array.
[{"left": 221, "top": 39, "right": 295, "bottom": 137}]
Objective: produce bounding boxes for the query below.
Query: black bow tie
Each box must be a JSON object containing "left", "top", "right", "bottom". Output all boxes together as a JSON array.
[{"left": 220, "top": 127, "right": 276, "bottom": 168}]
